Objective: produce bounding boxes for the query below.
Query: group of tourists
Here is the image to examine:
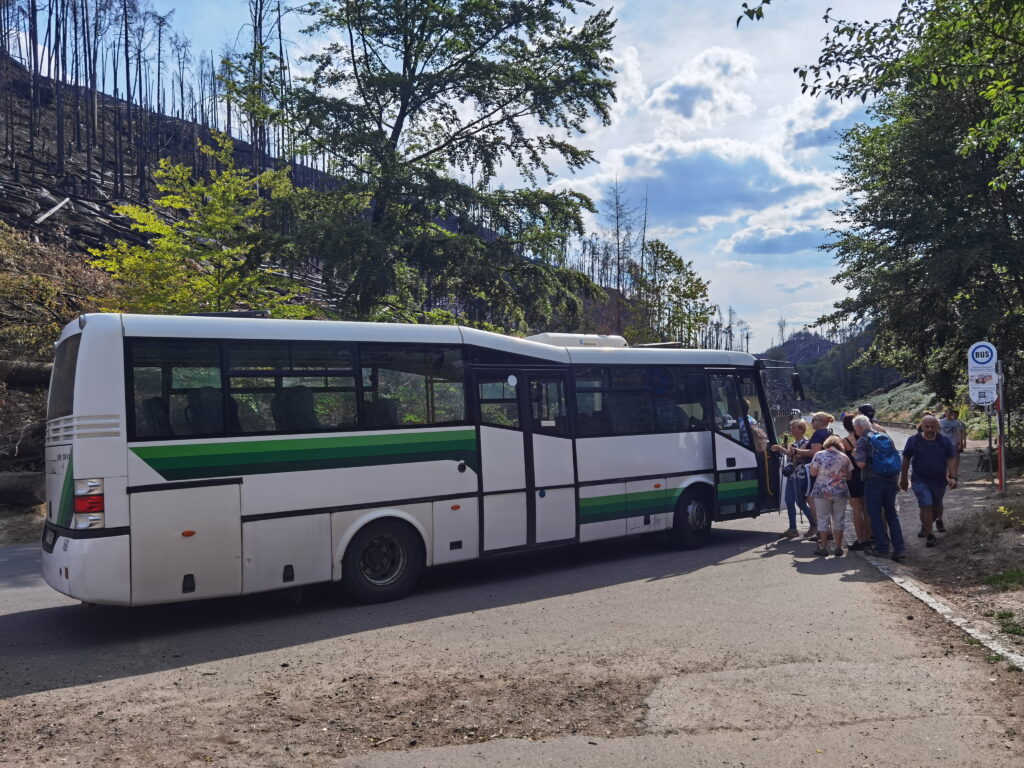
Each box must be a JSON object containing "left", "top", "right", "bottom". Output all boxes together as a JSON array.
[{"left": 771, "top": 405, "right": 965, "bottom": 561}]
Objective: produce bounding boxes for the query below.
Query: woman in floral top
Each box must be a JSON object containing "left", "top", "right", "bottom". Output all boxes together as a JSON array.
[{"left": 809, "top": 435, "right": 853, "bottom": 556}]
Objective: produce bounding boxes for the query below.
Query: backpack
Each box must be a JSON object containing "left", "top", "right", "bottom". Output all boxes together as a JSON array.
[{"left": 868, "top": 432, "right": 901, "bottom": 476}]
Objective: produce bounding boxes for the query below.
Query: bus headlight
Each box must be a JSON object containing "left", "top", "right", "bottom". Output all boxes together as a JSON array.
[{"left": 73, "top": 479, "right": 104, "bottom": 529}]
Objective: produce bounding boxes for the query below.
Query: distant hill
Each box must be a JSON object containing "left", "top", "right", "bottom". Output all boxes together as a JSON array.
[
  {"left": 759, "top": 330, "right": 836, "bottom": 365},
  {"left": 793, "top": 327, "right": 899, "bottom": 409}
]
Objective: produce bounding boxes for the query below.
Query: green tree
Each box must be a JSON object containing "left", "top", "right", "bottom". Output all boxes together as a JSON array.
[
  {"left": 625, "top": 239, "right": 713, "bottom": 346},
  {"left": 822, "top": 80, "right": 1023, "bottom": 405},
  {"left": 91, "top": 134, "right": 312, "bottom": 317},
  {"left": 0, "top": 225, "right": 116, "bottom": 358},
  {"left": 746, "top": 0, "right": 1024, "bottom": 187},
  {"left": 289, "top": 0, "right": 616, "bottom": 323}
]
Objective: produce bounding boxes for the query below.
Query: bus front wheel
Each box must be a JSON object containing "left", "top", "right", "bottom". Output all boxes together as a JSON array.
[
  {"left": 341, "top": 519, "right": 425, "bottom": 603},
  {"left": 669, "top": 488, "right": 713, "bottom": 550}
]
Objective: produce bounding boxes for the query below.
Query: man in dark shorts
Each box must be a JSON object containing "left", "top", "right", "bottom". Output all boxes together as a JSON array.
[{"left": 899, "top": 414, "right": 958, "bottom": 547}]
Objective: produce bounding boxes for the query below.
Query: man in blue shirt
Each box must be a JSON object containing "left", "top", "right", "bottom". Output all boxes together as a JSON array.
[{"left": 900, "top": 414, "right": 958, "bottom": 547}]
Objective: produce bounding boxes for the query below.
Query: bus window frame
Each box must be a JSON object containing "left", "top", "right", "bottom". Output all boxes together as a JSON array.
[{"left": 124, "top": 337, "right": 471, "bottom": 442}]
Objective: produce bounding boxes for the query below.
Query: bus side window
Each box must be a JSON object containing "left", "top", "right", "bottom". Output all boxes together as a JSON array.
[
  {"left": 709, "top": 374, "right": 747, "bottom": 446},
  {"left": 227, "top": 341, "right": 358, "bottom": 434},
  {"left": 127, "top": 340, "right": 222, "bottom": 440},
  {"left": 360, "top": 345, "right": 466, "bottom": 428},
  {"left": 656, "top": 371, "right": 709, "bottom": 432}
]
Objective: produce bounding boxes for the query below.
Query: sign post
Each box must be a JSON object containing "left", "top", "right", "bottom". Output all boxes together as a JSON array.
[
  {"left": 968, "top": 342, "right": 1004, "bottom": 493},
  {"left": 997, "top": 360, "right": 1006, "bottom": 495}
]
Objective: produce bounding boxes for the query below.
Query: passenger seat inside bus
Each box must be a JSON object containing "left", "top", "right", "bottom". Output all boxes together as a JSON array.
[
  {"left": 139, "top": 397, "right": 171, "bottom": 437},
  {"left": 364, "top": 397, "right": 399, "bottom": 428},
  {"left": 271, "top": 386, "right": 321, "bottom": 432},
  {"left": 184, "top": 386, "right": 225, "bottom": 435}
]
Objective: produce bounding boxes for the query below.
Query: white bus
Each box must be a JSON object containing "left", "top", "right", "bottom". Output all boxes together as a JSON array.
[{"left": 41, "top": 313, "right": 781, "bottom": 605}]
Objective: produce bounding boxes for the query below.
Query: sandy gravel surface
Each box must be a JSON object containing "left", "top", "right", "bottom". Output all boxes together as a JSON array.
[{"left": 1, "top": 514, "right": 1021, "bottom": 767}]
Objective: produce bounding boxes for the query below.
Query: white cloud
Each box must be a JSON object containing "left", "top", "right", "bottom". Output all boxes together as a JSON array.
[{"left": 642, "top": 47, "right": 758, "bottom": 135}]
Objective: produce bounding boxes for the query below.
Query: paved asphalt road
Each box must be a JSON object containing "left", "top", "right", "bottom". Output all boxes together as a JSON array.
[{"left": 1, "top": 495, "right": 1021, "bottom": 766}]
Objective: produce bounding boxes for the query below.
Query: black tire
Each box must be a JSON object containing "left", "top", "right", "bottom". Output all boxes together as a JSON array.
[
  {"left": 668, "top": 487, "right": 713, "bottom": 550},
  {"left": 341, "top": 519, "right": 425, "bottom": 603}
]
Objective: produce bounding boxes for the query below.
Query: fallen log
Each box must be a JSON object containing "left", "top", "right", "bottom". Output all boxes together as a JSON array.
[
  {"left": 0, "top": 360, "right": 52, "bottom": 387},
  {"left": 0, "top": 472, "right": 45, "bottom": 507}
]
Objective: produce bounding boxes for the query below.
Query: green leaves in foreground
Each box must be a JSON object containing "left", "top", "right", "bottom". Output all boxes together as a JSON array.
[{"left": 90, "top": 134, "right": 313, "bottom": 318}]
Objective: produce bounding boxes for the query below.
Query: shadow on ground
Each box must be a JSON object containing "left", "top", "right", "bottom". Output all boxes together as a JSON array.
[{"left": 0, "top": 524, "right": 819, "bottom": 698}]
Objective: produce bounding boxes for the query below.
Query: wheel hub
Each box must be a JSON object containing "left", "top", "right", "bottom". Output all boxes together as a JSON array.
[{"left": 360, "top": 534, "right": 406, "bottom": 586}]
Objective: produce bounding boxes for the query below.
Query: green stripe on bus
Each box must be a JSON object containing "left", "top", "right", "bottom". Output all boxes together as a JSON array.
[
  {"left": 131, "top": 429, "right": 479, "bottom": 481},
  {"left": 717, "top": 479, "right": 759, "bottom": 501},
  {"left": 57, "top": 454, "right": 75, "bottom": 527},
  {"left": 579, "top": 488, "right": 670, "bottom": 524}
]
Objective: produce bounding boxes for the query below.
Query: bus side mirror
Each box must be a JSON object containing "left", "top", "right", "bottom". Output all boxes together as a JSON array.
[{"left": 791, "top": 372, "right": 806, "bottom": 401}]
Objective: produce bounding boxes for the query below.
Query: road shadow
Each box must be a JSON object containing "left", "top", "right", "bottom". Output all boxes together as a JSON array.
[
  {"left": 0, "top": 524, "right": 776, "bottom": 698},
  {"left": 758, "top": 535, "right": 887, "bottom": 582}
]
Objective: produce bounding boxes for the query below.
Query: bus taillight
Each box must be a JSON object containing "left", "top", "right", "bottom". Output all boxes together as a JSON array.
[{"left": 73, "top": 479, "right": 105, "bottom": 529}]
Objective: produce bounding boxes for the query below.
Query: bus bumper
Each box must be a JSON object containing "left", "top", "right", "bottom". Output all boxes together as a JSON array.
[{"left": 41, "top": 522, "right": 131, "bottom": 606}]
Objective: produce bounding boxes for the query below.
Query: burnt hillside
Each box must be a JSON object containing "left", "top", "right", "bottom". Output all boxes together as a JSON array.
[{"left": 0, "top": 53, "right": 328, "bottom": 253}]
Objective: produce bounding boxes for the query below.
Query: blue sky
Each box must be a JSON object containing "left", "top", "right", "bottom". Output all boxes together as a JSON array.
[{"left": 169, "top": 0, "right": 900, "bottom": 350}]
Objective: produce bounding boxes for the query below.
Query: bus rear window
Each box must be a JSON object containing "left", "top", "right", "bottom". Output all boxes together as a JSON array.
[{"left": 47, "top": 334, "right": 81, "bottom": 420}]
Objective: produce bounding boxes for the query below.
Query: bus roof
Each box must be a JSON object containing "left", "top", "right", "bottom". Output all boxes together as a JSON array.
[{"left": 71, "top": 313, "right": 757, "bottom": 367}]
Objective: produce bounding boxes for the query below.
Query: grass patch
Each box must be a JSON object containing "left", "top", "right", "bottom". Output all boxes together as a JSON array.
[
  {"left": 966, "top": 636, "right": 982, "bottom": 645},
  {"left": 998, "top": 616, "right": 1024, "bottom": 637},
  {"left": 1009, "top": 664, "right": 1022, "bottom": 673},
  {"left": 984, "top": 570, "right": 1024, "bottom": 590},
  {"left": 986, "top": 654, "right": 1002, "bottom": 663},
  {"left": 942, "top": 504, "right": 1024, "bottom": 588},
  {"left": 996, "top": 610, "right": 1015, "bottom": 620}
]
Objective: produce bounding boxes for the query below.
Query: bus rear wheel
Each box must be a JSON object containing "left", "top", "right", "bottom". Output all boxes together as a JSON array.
[
  {"left": 341, "top": 519, "right": 424, "bottom": 603},
  {"left": 669, "top": 488, "right": 713, "bottom": 550}
]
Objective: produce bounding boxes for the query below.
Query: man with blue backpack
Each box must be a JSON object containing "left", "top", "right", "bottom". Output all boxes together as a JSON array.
[{"left": 852, "top": 414, "right": 907, "bottom": 561}]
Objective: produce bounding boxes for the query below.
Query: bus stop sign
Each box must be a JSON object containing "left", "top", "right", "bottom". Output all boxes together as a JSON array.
[{"left": 968, "top": 341, "right": 998, "bottom": 405}]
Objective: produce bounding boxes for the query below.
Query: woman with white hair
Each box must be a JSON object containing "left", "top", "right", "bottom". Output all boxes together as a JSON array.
[
  {"left": 809, "top": 435, "right": 853, "bottom": 556},
  {"left": 789, "top": 411, "right": 833, "bottom": 538}
]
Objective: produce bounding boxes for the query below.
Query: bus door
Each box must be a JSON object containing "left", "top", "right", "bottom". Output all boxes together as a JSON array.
[
  {"left": 707, "top": 371, "right": 762, "bottom": 517},
  {"left": 744, "top": 369, "right": 782, "bottom": 511},
  {"left": 474, "top": 369, "right": 575, "bottom": 551}
]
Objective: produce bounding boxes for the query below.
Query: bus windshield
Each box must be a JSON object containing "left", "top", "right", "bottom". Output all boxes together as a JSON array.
[{"left": 47, "top": 334, "right": 81, "bottom": 420}]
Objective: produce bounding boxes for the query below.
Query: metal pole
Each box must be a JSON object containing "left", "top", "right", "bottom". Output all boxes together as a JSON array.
[
  {"left": 997, "top": 360, "right": 1007, "bottom": 495},
  {"left": 987, "top": 405, "right": 994, "bottom": 487}
]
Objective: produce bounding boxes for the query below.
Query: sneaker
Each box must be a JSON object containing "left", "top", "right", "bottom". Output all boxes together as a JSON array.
[
  {"left": 926, "top": 534, "right": 937, "bottom": 547},
  {"left": 917, "top": 529, "right": 927, "bottom": 538},
  {"left": 833, "top": 547, "right": 845, "bottom": 557},
  {"left": 935, "top": 520, "right": 946, "bottom": 533},
  {"left": 803, "top": 528, "right": 818, "bottom": 539},
  {"left": 891, "top": 551, "right": 907, "bottom": 562},
  {"left": 782, "top": 529, "right": 799, "bottom": 538},
  {"left": 814, "top": 547, "right": 829, "bottom": 557},
  {"left": 869, "top": 547, "right": 890, "bottom": 558},
  {"left": 849, "top": 541, "right": 868, "bottom": 551}
]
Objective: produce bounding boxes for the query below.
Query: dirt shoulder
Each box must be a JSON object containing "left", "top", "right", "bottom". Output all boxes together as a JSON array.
[
  {"left": 0, "top": 504, "right": 44, "bottom": 545},
  {"left": 888, "top": 436, "right": 1024, "bottom": 661}
]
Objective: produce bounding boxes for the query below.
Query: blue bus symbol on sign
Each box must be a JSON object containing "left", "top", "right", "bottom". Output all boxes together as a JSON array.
[{"left": 971, "top": 343, "right": 995, "bottom": 366}]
